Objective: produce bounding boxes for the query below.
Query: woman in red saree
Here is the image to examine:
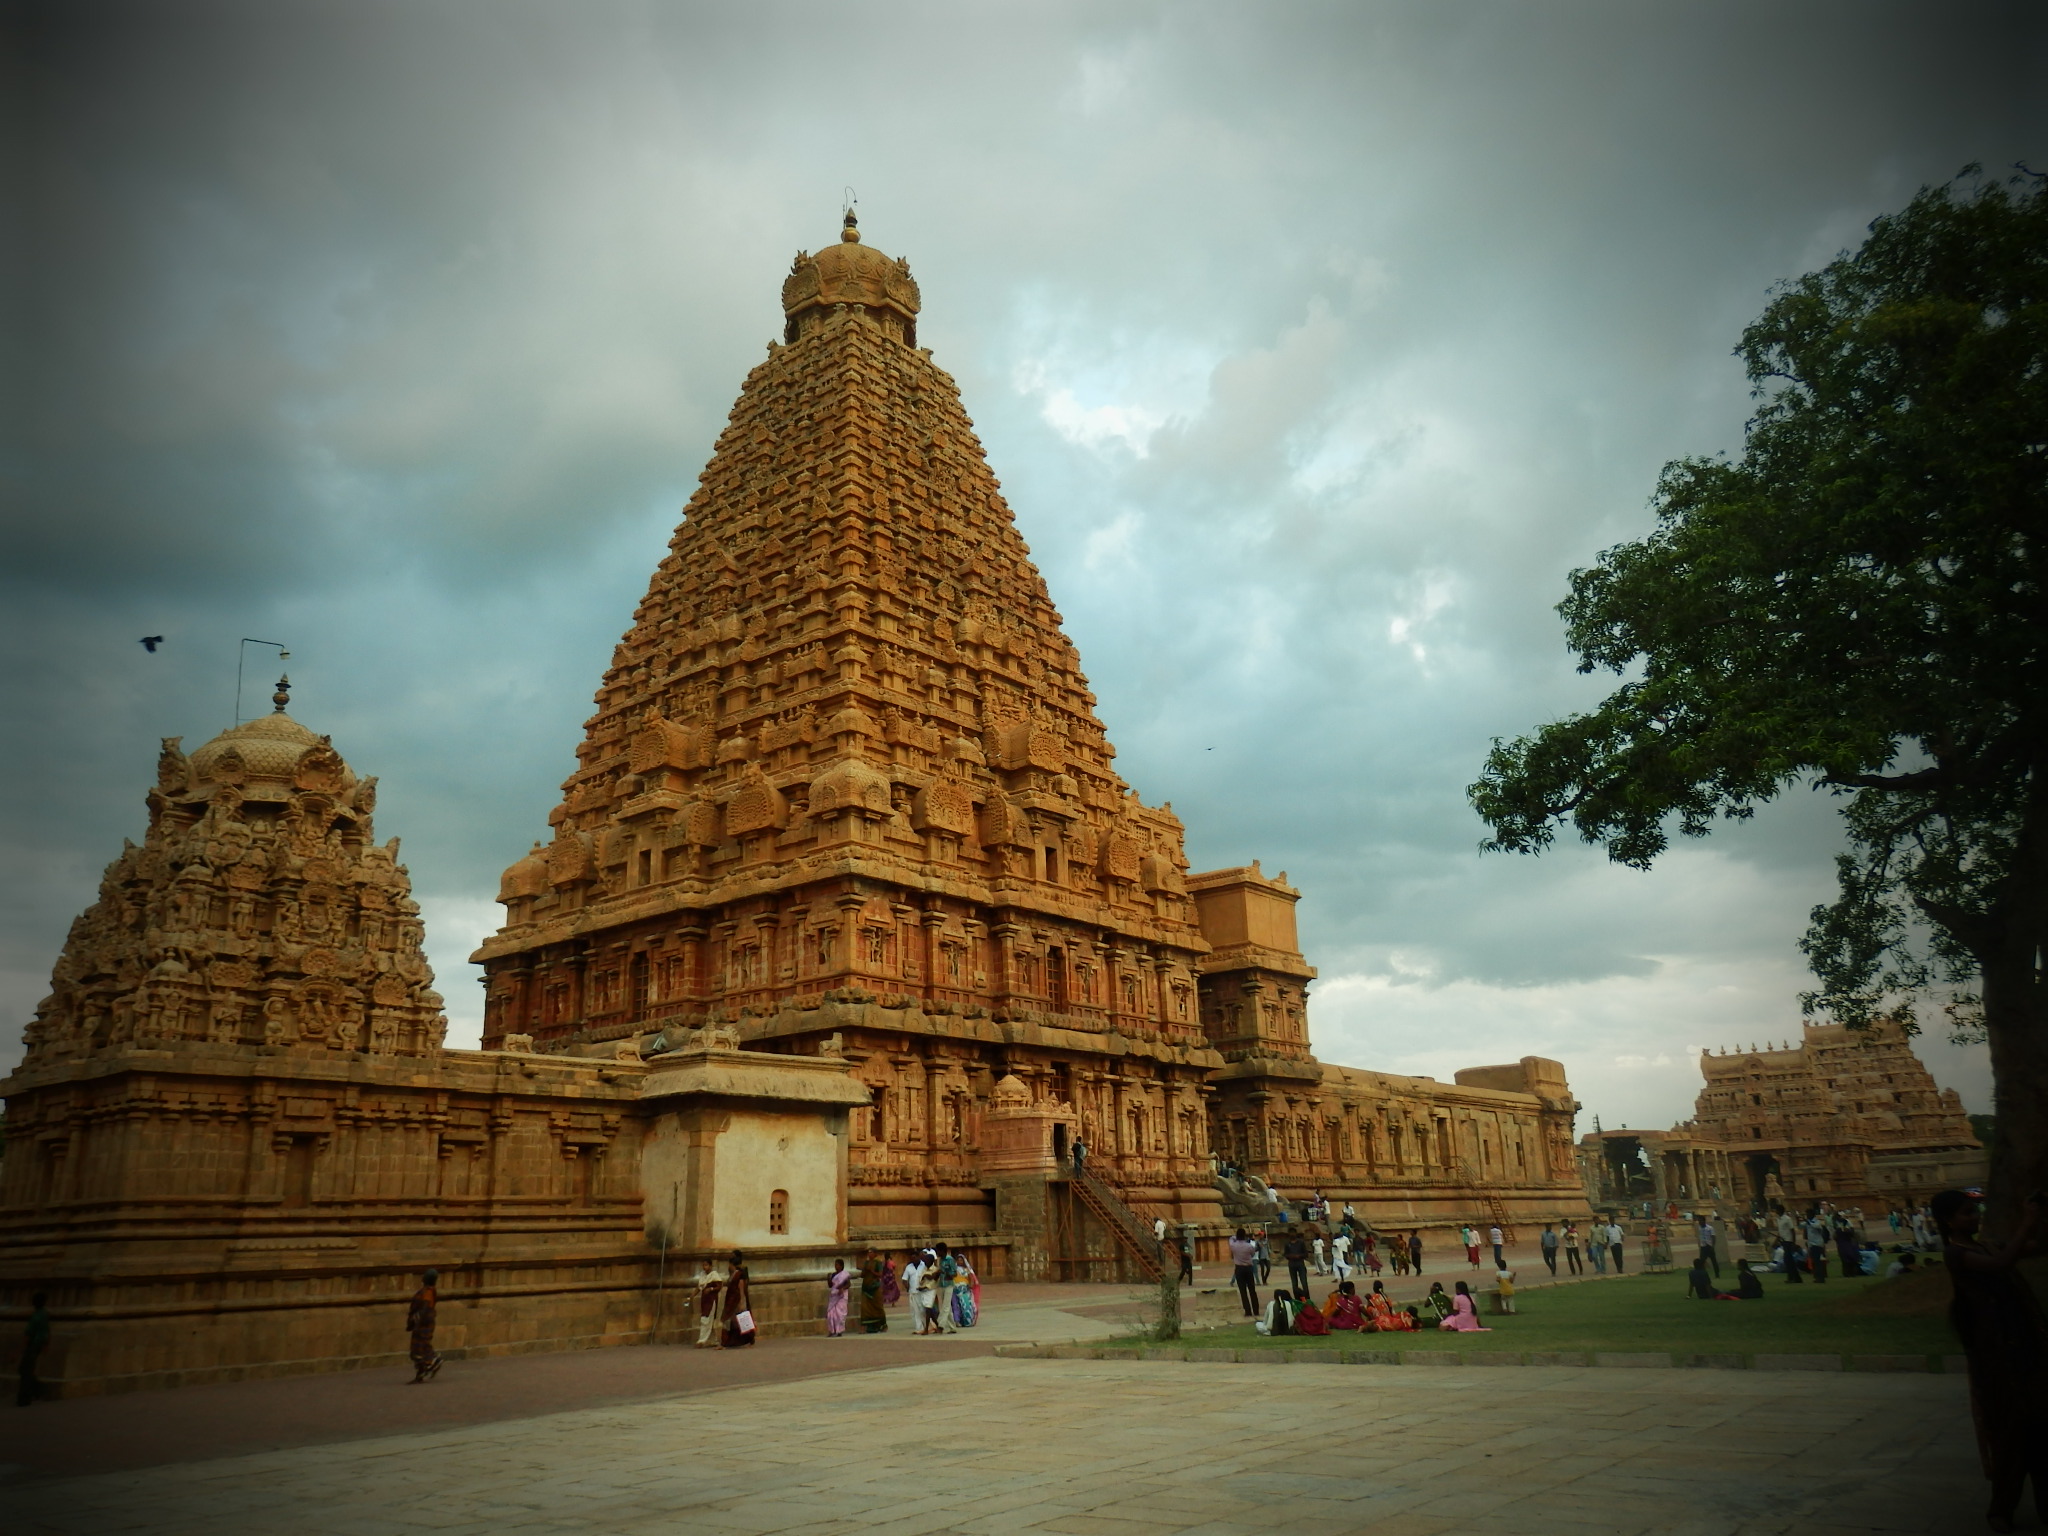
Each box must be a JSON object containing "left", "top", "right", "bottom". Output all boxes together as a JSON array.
[
  {"left": 1293, "top": 1294, "right": 1330, "bottom": 1335},
  {"left": 720, "top": 1251, "right": 756, "bottom": 1348},
  {"left": 1327, "top": 1282, "right": 1365, "bottom": 1331}
]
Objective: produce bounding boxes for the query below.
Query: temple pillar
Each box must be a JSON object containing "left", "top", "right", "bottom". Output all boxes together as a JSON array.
[{"left": 920, "top": 908, "right": 946, "bottom": 1005}]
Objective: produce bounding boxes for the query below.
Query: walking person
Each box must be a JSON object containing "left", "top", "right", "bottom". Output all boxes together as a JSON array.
[
  {"left": 1330, "top": 1227, "right": 1353, "bottom": 1283},
  {"left": 1408, "top": 1229, "right": 1424, "bottom": 1276},
  {"left": 1176, "top": 1233, "right": 1195, "bottom": 1286},
  {"left": 1605, "top": 1219, "right": 1626, "bottom": 1274},
  {"left": 405, "top": 1268, "right": 443, "bottom": 1383},
  {"left": 1835, "top": 1219, "right": 1864, "bottom": 1279},
  {"left": 933, "top": 1243, "right": 958, "bottom": 1332},
  {"left": 825, "top": 1258, "right": 851, "bottom": 1337},
  {"left": 951, "top": 1253, "right": 980, "bottom": 1328},
  {"left": 1586, "top": 1221, "right": 1608, "bottom": 1273},
  {"left": 721, "top": 1251, "right": 756, "bottom": 1347},
  {"left": 15, "top": 1292, "right": 50, "bottom": 1407},
  {"left": 1697, "top": 1216, "right": 1721, "bottom": 1278},
  {"left": 1934, "top": 1188, "right": 2048, "bottom": 1533},
  {"left": 1072, "top": 1136, "right": 1087, "bottom": 1175},
  {"left": 695, "top": 1258, "right": 725, "bottom": 1346},
  {"left": 1461, "top": 1224, "right": 1481, "bottom": 1270},
  {"left": 1283, "top": 1229, "right": 1312, "bottom": 1299},
  {"left": 1228, "top": 1228, "right": 1261, "bottom": 1318},
  {"left": 1311, "top": 1230, "right": 1329, "bottom": 1276},
  {"left": 1540, "top": 1224, "right": 1559, "bottom": 1276},
  {"left": 1489, "top": 1224, "right": 1505, "bottom": 1268},
  {"left": 1255, "top": 1229, "right": 1273, "bottom": 1284},
  {"left": 1564, "top": 1221, "right": 1584, "bottom": 1275},
  {"left": 902, "top": 1250, "right": 930, "bottom": 1333},
  {"left": 857, "top": 1249, "right": 888, "bottom": 1334}
]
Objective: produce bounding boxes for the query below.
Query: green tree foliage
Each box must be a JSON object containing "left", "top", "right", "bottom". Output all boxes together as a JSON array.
[{"left": 1469, "top": 169, "right": 2045, "bottom": 1221}]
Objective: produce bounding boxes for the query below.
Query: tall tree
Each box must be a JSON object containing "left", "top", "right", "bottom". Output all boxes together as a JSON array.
[{"left": 1469, "top": 170, "right": 2046, "bottom": 1224}]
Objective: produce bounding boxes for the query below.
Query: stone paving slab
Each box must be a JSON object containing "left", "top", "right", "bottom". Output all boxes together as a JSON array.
[{"left": 5, "top": 1358, "right": 1980, "bottom": 1536}]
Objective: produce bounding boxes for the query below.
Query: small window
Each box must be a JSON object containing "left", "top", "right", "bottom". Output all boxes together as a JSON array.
[
  {"left": 637, "top": 849, "right": 653, "bottom": 886},
  {"left": 768, "top": 1188, "right": 789, "bottom": 1235}
]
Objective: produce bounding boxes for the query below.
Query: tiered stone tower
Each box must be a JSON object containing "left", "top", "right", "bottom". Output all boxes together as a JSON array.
[
  {"left": 24, "top": 679, "right": 447, "bottom": 1065},
  {"left": 1578, "top": 1019, "right": 1984, "bottom": 1213},
  {"left": 474, "top": 215, "right": 1597, "bottom": 1250},
  {"left": 475, "top": 211, "right": 1227, "bottom": 1236}
]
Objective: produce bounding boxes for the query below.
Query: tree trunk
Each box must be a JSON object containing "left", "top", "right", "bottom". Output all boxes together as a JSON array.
[
  {"left": 1155, "top": 1265, "right": 1181, "bottom": 1342},
  {"left": 1982, "top": 943, "right": 2048, "bottom": 1238}
]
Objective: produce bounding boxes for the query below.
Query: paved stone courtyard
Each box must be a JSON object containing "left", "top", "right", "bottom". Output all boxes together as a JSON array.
[{"left": 8, "top": 1357, "right": 1982, "bottom": 1536}]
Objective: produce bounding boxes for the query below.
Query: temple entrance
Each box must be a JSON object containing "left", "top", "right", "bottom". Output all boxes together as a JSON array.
[
  {"left": 1744, "top": 1154, "right": 1781, "bottom": 1210},
  {"left": 1601, "top": 1136, "right": 1653, "bottom": 1204},
  {"left": 1052, "top": 1123, "right": 1068, "bottom": 1164}
]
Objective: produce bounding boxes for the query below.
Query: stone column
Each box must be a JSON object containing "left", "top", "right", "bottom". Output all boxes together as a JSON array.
[
  {"left": 835, "top": 896, "right": 866, "bottom": 983},
  {"left": 749, "top": 912, "right": 780, "bottom": 1003},
  {"left": 921, "top": 909, "right": 947, "bottom": 1005},
  {"left": 991, "top": 922, "right": 1024, "bottom": 1015},
  {"left": 674, "top": 926, "right": 707, "bottom": 1006},
  {"left": 890, "top": 903, "right": 917, "bottom": 984}
]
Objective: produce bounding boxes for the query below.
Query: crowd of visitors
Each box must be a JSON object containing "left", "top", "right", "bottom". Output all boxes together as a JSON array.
[{"left": 847, "top": 1244, "right": 982, "bottom": 1336}]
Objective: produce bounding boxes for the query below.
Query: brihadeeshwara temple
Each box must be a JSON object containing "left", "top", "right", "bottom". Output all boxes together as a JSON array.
[{"left": 0, "top": 213, "right": 1967, "bottom": 1396}]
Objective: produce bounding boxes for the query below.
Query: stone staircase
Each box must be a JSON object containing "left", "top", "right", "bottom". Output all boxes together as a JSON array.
[
  {"left": 1067, "top": 1168, "right": 1166, "bottom": 1280},
  {"left": 1458, "top": 1159, "right": 1516, "bottom": 1242}
]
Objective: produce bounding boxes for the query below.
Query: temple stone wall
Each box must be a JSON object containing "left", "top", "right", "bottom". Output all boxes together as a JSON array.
[{"left": 1, "top": 1036, "right": 865, "bottom": 1396}]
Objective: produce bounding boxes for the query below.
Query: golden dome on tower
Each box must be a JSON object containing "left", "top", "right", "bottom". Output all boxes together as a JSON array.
[{"left": 781, "top": 209, "right": 920, "bottom": 344}]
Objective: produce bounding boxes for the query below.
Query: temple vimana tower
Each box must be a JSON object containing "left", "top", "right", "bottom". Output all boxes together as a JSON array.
[
  {"left": 4, "top": 214, "right": 1589, "bottom": 1394},
  {"left": 473, "top": 210, "right": 1590, "bottom": 1238}
]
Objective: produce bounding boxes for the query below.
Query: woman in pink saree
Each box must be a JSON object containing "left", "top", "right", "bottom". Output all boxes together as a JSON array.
[
  {"left": 1438, "top": 1279, "right": 1490, "bottom": 1332},
  {"left": 825, "top": 1258, "right": 851, "bottom": 1337}
]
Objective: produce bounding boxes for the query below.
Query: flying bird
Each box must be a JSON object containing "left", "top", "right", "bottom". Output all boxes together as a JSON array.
[{"left": 140, "top": 636, "right": 164, "bottom": 652}]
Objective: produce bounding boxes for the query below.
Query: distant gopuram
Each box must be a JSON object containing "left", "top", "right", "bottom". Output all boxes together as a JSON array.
[
  {"left": 1578, "top": 1019, "right": 1985, "bottom": 1214},
  {"left": 472, "top": 211, "right": 1592, "bottom": 1249}
]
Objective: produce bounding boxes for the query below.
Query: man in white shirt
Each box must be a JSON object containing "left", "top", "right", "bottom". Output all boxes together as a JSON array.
[
  {"left": 1696, "top": 1217, "right": 1720, "bottom": 1277},
  {"left": 902, "top": 1252, "right": 929, "bottom": 1333},
  {"left": 1311, "top": 1232, "right": 1328, "bottom": 1275},
  {"left": 1604, "top": 1220, "right": 1626, "bottom": 1274},
  {"left": 1330, "top": 1229, "right": 1352, "bottom": 1282},
  {"left": 1153, "top": 1216, "right": 1167, "bottom": 1244},
  {"left": 1489, "top": 1224, "right": 1505, "bottom": 1268}
]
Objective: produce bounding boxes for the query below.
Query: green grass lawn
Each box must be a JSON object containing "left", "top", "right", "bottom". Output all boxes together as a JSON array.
[{"left": 1179, "top": 1266, "right": 1958, "bottom": 1359}]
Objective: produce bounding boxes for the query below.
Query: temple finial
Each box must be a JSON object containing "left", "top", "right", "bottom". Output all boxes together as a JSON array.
[
  {"left": 841, "top": 206, "right": 860, "bottom": 244},
  {"left": 272, "top": 674, "right": 291, "bottom": 713}
]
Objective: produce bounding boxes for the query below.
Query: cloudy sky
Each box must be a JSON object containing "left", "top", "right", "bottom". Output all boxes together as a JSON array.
[{"left": 8, "top": 0, "right": 2039, "bottom": 1125}]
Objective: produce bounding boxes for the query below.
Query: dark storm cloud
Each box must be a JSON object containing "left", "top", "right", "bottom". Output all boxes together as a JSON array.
[{"left": 6, "top": 0, "right": 2038, "bottom": 1118}]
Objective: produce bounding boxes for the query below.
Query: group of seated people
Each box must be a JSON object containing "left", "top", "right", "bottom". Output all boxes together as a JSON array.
[{"left": 1255, "top": 1278, "right": 1503, "bottom": 1336}]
